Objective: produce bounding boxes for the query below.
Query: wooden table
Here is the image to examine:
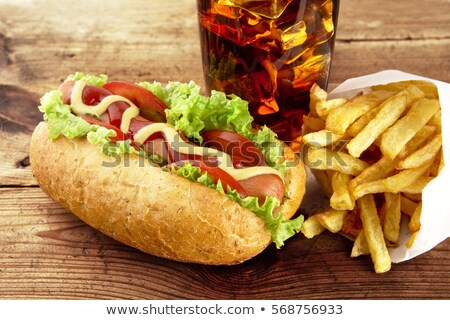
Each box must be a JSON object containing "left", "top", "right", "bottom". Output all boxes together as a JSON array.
[{"left": 1, "top": 0, "right": 449, "bottom": 299}]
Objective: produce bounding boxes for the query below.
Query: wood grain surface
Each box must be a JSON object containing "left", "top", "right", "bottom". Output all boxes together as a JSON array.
[{"left": 1, "top": 0, "right": 449, "bottom": 299}]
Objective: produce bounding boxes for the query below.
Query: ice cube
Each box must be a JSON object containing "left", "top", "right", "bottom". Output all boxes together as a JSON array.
[
  {"left": 280, "top": 20, "right": 308, "bottom": 50},
  {"left": 216, "top": 0, "right": 294, "bottom": 19}
]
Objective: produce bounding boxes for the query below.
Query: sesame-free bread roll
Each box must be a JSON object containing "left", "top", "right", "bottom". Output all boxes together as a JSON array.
[{"left": 30, "top": 121, "right": 306, "bottom": 265}]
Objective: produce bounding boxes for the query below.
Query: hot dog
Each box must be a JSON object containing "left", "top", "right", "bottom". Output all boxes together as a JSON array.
[{"left": 30, "top": 72, "right": 306, "bottom": 265}]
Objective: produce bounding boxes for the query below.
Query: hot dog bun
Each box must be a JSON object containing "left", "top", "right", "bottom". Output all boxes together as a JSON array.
[{"left": 30, "top": 121, "right": 306, "bottom": 265}]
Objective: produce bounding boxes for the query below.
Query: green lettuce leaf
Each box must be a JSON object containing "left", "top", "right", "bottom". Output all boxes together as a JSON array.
[
  {"left": 138, "top": 81, "right": 254, "bottom": 141},
  {"left": 66, "top": 72, "right": 108, "bottom": 86},
  {"left": 170, "top": 162, "right": 303, "bottom": 247},
  {"left": 38, "top": 90, "right": 91, "bottom": 139},
  {"left": 250, "top": 125, "right": 287, "bottom": 170},
  {"left": 86, "top": 126, "right": 117, "bottom": 146}
]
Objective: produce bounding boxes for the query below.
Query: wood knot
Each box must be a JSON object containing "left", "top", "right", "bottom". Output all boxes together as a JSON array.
[{"left": 15, "top": 155, "right": 30, "bottom": 168}]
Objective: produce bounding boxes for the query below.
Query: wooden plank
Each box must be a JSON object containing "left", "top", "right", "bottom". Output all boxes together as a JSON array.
[
  {"left": 0, "top": 0, "right": 202, "bottom": 92},
  {"left": 328, "top": 39, "right": 450, "bottom": 88},
  {"left": 1, "top": 0, "right": 449, "bottom": 93},
  {"left": 1, "top": 0, "right": 450, "bottom": 300},
  {"left": 0, "top": 85, "right": 41, "bottom": 186},
  {"left": 1, "top": 187, "right": 449, "bottom": 299},
  {"left": 338, "top": 0, "right": 450, "bottom": 40}
]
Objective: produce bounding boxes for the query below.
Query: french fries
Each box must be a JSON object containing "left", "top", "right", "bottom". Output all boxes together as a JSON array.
[
  {"left": 346, "top": 93, "right": 408, "bottom": 158},
  {"left": 380, "top": 98, "right": 440, "bottom": 160},
  {"left": 351, "top": 231, "right": 369, "bottom": 257},
  {"left": 301, "top": 80, "right": 443, "bottom": 273},
  {"left": 329, "top": 171, "right": 355, "bottom": 210},
  {"left": 383, "top": 192, "right": 402, "bottom": 245},
  {"left": 398, "top": 134, "right": 442, "bottom": 169},
  {"left": 358, "top": 194, "right": 391, "bottom": 273}
]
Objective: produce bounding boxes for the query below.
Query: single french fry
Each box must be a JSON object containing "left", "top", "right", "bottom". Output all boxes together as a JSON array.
[
  {"left": 406, "top": 231, "right": 419, "bottom": 248},
  {"left": 402, "top": 192, "right": 422, "bottom": 202},
  {"left": 329, "top": 171, "right": 355, "bottom": 210},
  {"left": 380, "top": 98, "right": 440, "bottom": 159},
  {"left": 358, "top": 194, "right": 391, "bottom": 273},
  {"left": 301, "top": 215, "right": 325, "bottom": 239},
  {"left": 352, "top": 162, "right": 432, "bottom": 199},
  {"left": 346, "top": 105, "right": 382, "bottom": 137},
  {"left": 409, "top": 202, "right": 423, "bottom": 233},
  {"left": 302, "top": 130, "right": 344, "bottom": 148},
  {"left": 351, "top": 231, "right": 370, "bottom": 257},
  {"left": 397, "top": 134, "right": 442, "bottom": 169},
  {"left": 303, "top": 114, "right": 325, "bottom": 132},
  {"left": 400, "top": 176, "right": 434, "bottom": 194},
  {"left": 347, "top": 93, "right": 408, "bottom": 158},
  {"left": 430, "top": 149, "right": 445, "bottom": 177},
  {"left": 396, "top": 125, "right": 437, "bottom": 159},
  {"left": 309, "top": 83, "right": 328, "bottom": 117},
  {"left": 378, "top": 201, "right": 387, "bottom": 230},
  {"left": 349, "top": 156, "right": 396, "bottom": 192},
  {"left": 400, "top": 195, "right": 419, "bottom": 216},
  {"left": 427, "top": 108, "right": 442, "bottom": 129},
  {"left": 315, "top": 98, "right": 348, "bottom": 118},
  {"left": 315, "top": 208, "right": 348, "bottom": 233},
  {"left": 325, "top": 92, "right": 386, "bottom": 135},
  {"left": 383, "top": 193, "right": 402, "bottom": 245},
  {"left": 306, "top": 148, "right": 369, "bottom": 176}
]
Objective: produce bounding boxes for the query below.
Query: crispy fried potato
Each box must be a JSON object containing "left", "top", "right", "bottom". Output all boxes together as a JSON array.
[
  {"left": 406, "top": 231, "right": 419, "bottom": 248},
  {"left": 302, "top": 130, "right": 344, "bottom": 148},
  {"left": 428, "top": 109, "right": 442, "bottom": 129},
  {"left": 397, "top": 134, "right": 442, "bottom": 169},
  {"left": 383, "top": 193, "right": 402, "bottom": 245},
  {"left": 351, "top": 231, "right": 370, "bottom": 257},
  {"left": 315, "top": 98, "right": 348, "bottom": 119},
  {"left": 303, "top": 114, "right": 325, "bottom": 132},
  {"left": 309, "top": 83, "right": 328, "bottom": 117},
  {"left": 380, "top": 99, "right": 440, "bottom": 160},
  {"left": 347, "top": 93, "right": 408, "bottom": 158},
  {"left": 400, "top": 195, "right": 419, "bottom": 216},
  {"left": 430, "top": 149, "right": 445, "bottom": 177},
  {"left": 400, "top": 176, "right": 434, "bottom": 194},
  {"left": 397, "top": 125, "right": 437, "bottom": 159},
  {"left": 301, "top": 215, "right": 325, "bottom": 239},
  {"left": 303, "top": 80, "right": 443, "bottom": 273},
  {"left": 358, "top": 195, "right": 391, "bottom": 273},
  {"left": 346, "top": 105, "right": 382, "bottom": 137},
  {"left": 340, "top": 208, "right": 362, "bottom": 239},
  {"left": 330, "top": 171, "right": 355, "bottom": 210},
  {"left": 409, "top": 202, "right": 423, "bottom": 234},
  {"left": 305, "top": 147, "right": 369, "bottom": 176},
  {"left": 315, "top": 208, "right": 348, "bottom": 233},
  {"left": 349, "top": 156, "right": 396, "bottom": 192},
  {"left": 325, "top": 93, "right": 381, "bottom": 135},
  {"left": 352, "top": 162, "right": 432, "bottom": 199},
  {"left": 301, "top": 208, "right": 348, "bottom": 241}
]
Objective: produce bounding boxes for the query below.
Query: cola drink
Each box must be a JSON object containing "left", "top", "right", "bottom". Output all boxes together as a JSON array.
[{"left": 197, "top": 0, "right": 339, "bottom": 148}]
